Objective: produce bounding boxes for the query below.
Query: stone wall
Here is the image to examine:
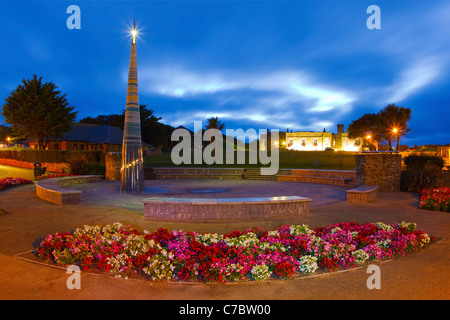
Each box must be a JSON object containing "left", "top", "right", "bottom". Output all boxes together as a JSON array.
[
  {"left": 105, "top": 152, "right": 122, "bottom": 181},
  {"left": 356, "top": 153, "right": 402, "bottom": 192},
  {"left": 437, "top": 146, "right": 450, "bottom": 167},
  {"left": 143, "top": 196, "right": 311, "bottom": 220}
]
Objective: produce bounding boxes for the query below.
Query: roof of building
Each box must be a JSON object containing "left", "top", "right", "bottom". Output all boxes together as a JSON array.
[{"left": 56, "top": 123, "right": 124, "bottom": 144}]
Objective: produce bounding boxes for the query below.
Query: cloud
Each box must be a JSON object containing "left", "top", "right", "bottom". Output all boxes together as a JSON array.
[
  {"left": 385, "top": 57, "right": 444, "bottom": 103},
  {"left": 138, "top": 65, "right": 356, "bottom": 131}
]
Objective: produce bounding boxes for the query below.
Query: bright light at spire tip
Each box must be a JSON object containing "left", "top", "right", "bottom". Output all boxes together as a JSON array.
[{"left": 131, "top": 28, "right": 138, "bottom": 44}]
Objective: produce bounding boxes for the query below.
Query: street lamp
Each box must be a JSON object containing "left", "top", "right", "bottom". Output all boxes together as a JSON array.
[{"left": 392, "top": 128, "right": 399, "bottom": 151}]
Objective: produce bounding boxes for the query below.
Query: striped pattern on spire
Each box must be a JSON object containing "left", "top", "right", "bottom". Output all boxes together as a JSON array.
[{"left": 121, "top": 24, "right": 144, "bottom": 193}]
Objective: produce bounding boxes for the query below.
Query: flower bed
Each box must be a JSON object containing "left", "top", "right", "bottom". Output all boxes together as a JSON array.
[
  {"left": 419, "top": 187, "right": 450, "bottom": 212},
  {"left": 0, "top": 177, "right": 33, "bottom": 190},
  {"left": 35, "top": 221, "right": 434, "bottom": 282}
]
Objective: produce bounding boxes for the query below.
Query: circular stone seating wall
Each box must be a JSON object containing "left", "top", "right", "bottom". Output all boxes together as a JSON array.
[
  {"left": 142, "top": 196, "right": 311, "bottom": 220},
  {"left": 35, "top": 175, "right": 103, "bottom": 205}
]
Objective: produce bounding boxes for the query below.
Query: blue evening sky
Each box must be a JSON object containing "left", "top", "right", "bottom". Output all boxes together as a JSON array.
[{"left": 0, "top": 0, "right": 449, "bottom": 146}]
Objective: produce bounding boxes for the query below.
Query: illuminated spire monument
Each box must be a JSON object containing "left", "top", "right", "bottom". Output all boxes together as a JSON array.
[{"left": 121, "top": 19, "right": 144, "bottom": 193}]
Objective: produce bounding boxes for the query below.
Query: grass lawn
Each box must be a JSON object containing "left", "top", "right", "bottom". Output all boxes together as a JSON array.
[{"left": 144, "top": 150, "right": 358, "bottom": 170}]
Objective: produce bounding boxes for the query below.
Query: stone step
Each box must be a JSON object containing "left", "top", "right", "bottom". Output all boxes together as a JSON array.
[
  {"left": 287, "top": 169, "right": 356, "bottom": 179},
  {"left": 277, "top": 175, "right": 357, "bottom": 187},
  {"left": 242, "top": 174, "right": 278, "bottom": 181}
]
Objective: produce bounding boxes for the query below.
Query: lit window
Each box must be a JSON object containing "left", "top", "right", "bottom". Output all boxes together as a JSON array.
[{"left": 288, "top": 139, "right": 294, "bottom": 147}]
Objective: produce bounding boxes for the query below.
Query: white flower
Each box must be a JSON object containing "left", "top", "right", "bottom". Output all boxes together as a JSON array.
[
  {"left": 376, "top": 239, "right": 391, "bottom": 248},
  {"left": 289, "top": 224, "right": 313, "bottom": 235},
  {"left": 198, "top": 233, "right": 223, "bottom": 246},
  {"left": 375, "top": 222, "right": 393, "bottom": 231},
  {"left": 352, "top": 249, "right": 369, "bottom": 263},
  {"left": 399, "top": 221, "right": 417, "bottom": 231},
  {"left": 224, "top": 232, "right": 259, "bottom": 247},
  {"left": 267, "top": 230, "right": 279, "bottom": 237},
  {"left": 298, "top": 255, "right": 318, "bottom": 274},
  {"left": 330, "top": 227, "right": 342, "bottom": 234},
  {"left": 251, "top": 264, "right": 272, "bottom": 281}
]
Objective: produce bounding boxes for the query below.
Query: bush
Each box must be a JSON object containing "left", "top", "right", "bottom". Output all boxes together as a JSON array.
[
  {"left": 0, "top": 150, "right": 105, "bottom": 166},
  {"left": 66, "top": 152, "right": 89, "bottom": 175},
  {"left": 404, "top": 154, "right": 444, "bottom": 171},
  {"left": 87, "top": 162, "right": 106, "bottom": 175},
  {"left": 401, "top": 155, "right": 444, "bottom": 192},
  {"left": 0, "top": 150, "right": 66, "bottom": 163}
]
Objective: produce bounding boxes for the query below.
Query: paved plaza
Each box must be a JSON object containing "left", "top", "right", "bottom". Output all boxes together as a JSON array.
[{"left": 0, "top": 164, "right": 449, "bottom": 299}]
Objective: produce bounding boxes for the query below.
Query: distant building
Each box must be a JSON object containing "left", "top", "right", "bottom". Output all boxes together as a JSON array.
[
  {"left": 262, "top": 124, "right": 362, "bottom": 152},
  {"left": 27, "top": 123, "right": 126, "bottom": 152}
]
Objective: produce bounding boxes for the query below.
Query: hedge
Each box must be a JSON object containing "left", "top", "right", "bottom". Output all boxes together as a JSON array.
[{"left": 0, "top": 150, "right": 105, "bottom": 164}]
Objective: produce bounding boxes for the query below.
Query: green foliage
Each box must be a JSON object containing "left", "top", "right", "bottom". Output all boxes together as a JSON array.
[
  {"left": 0, "top": 150, "right": 66, "bottom": 163},
  {"left": 404, "top": 154, "right": 444, "bottom": 171},
  {"left": 205, "top": 116, "right": 225, "bottom": 131},
  {"left": 347, "top": 104, "right": 411, "bottom": 151},
  {"left": 2, "top": 75, "right": 77, "bottom": 150},
  {"left": 87, "top": 162, "right": 106, "bottom": 175},
  {"left": 0, "top": 150, "right": 104, "bottom": 171},
  {"left": 401, "top": 155, "right": 444, "bottom": 192},
  {"left": 78, "top": 104, "right": 174, "bottom": 148},
  {"left": 66, "top": 152, "right": 89, "bottom": 175},
  {"left": 0, "top": 125, "right": 11, "bottom": 141}
]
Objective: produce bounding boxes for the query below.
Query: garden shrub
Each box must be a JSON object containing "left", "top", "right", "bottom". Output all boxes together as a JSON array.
[
  {"left": 401, "top": 154, "right": 444, "bottom": 192},
  {"left": 66, "top": 152, "right": 89, "bottom": 175},
  {"left": 87, "top": 162, "right": 106, "bottom": 175},
  {"left": 0, "top": 150, "right": 105, "bottom": 166}
]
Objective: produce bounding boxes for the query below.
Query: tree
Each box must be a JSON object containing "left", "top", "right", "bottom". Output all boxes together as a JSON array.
[
  {"left": 205, "top": 116, "right": 225, "bottom": 131},
  {"left": 79, "top": 114, "right": 123, "bottom": 128},
  {"left": 378, "top": 104, "right": 411, "bottom": 151},
  {"left": 347, "top": 113, "right": 382, "bottom": 151},
  {"left": 204, "top": 116, "right": 225, "bottom": 157},
  {"left": 2, "top": 75, "right": 77, "bottom": 150},
  {"left": 347, "top": 104, "right": 411, "bottom": 151},
  {"left": 79, "top": 104, "right": 174, "bottom": 148}
]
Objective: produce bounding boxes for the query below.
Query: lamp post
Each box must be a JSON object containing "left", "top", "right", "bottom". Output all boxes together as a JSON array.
[
  {"left": 392, "top": 128, "right": 399, "bottom": 151},
  {"left": 365, "top": 135, "right": 371, "bottom": 151}
]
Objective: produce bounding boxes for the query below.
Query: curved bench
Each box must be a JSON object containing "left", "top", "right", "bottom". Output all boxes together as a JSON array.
[
  {"left": 142, "top": 195, "right": 311, "bottom": 220},
  {"left": 35, "top": 175, "right": 103, "bottom": 205}
]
